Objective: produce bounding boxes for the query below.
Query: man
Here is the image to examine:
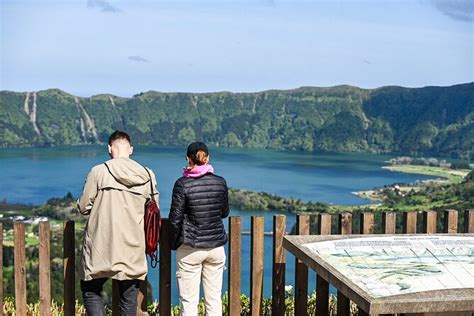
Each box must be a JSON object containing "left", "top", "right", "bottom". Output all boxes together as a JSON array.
[{"left": 78, "top": 130, "right": 158, "bottom": 315}]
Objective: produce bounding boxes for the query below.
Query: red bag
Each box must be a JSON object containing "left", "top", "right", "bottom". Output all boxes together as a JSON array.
[{"left": 143, "top": 167, "right": 161, "bottom": 268}]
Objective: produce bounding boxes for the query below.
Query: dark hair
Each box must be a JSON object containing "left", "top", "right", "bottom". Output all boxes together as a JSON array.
[
  {"left": 187, "top": 142, "right": 209, "bottom": 165},
  {"left": 108, "top": 130, "right": 131, "bottom": 145}
]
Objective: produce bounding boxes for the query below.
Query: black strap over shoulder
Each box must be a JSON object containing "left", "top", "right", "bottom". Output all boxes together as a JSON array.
[{"left": 141, "top": 165, "right": 156, "bottom": 200}]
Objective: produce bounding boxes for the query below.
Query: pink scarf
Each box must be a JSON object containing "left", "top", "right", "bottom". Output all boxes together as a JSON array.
[{"left": 183, "top": 164, "right": 215, "bottom": 178}]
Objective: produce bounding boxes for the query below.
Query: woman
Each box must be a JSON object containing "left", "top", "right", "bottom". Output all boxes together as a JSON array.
[{"left": 169, "top": 141, "right": 229, "bottom": 316}]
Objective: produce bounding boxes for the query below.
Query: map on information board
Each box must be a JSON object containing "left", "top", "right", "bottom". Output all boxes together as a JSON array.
[{"left": 303, "top": 236, "right": 474, "bottom": 297}]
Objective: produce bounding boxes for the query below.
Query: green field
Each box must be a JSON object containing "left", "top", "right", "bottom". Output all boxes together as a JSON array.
[{"left": 382, "top": 165, "right": 471, "bottom": 184}]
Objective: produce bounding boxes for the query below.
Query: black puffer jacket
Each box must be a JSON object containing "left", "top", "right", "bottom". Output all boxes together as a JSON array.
[{"left": 169, "top": 173, "right": 229, "bottom": 250}]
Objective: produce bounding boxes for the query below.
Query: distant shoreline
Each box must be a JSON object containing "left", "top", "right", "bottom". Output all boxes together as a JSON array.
[{"left": 352, "top": 164, "right": 471, "bottom": 202}]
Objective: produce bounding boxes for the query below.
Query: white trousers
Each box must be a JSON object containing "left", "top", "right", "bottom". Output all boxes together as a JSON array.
[{"left": 176, "top": 245, "right": 226, "bottom": 316}]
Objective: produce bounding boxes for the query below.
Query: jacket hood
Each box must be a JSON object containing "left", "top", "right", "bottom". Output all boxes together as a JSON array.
[
  {"left": 104, "top": 157, "right": 150, "bottom": 187},
  {"left": 183, "top": 164, "right": 214, "bottom": 178}
]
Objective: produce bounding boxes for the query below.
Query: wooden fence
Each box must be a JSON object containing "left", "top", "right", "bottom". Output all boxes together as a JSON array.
[{"left": 2, "top": 209, "right": 474, "bottom": 315}]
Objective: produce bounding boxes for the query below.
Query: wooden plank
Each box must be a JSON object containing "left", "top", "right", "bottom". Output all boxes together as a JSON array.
[
  {"left": 338, "top": 212, "right": 352, "bottom": 235},
  {"left": 14, "top": 222, "right": 27, "bottom": 315},
  {"left": 272, "top": 215, "right": 286, "bottom": 316},
  {"left": 358, "top": 308, "right": 370, "bottom": 316},
  {"left": 136, "top": 280, "right": 147, "bottom": 316},
  {"left": 316, "top": 213, "right": 331, "bottom": 316},
  {"left": 295, "top": 215, "right": 309, "bottom": 316},
  {"left": 465, "top": 209, "right": 474, "bottom": 233},
  {"left": 443, "top": 209, "right": 458, "bottom": 234},
  {"left": 337, "top": 213, "right": 352, "bottom": 316},
  {"left": 39, "top": 221, "right": 51, "bottom": 316},
  {"left": 402, "top": 212, "right": 417, "bottom": 234},
  {"left": 63, "top": 220, "right": 75, "bottom": 316},
  {"left": 423, "top": 210, "right": 437, "bottom": 234},
  {"left": 360, "top": 212, "right": 374, "bottom": 235},
  {"left": 159, "top": 219, "right": 171, "bottom": 316},
  {"left": 337, "top": 292, "right": 351, "bottom": 316},
  {"left": 318, "top": 213, "right": 331, "bottom": 235},
  {"left": 316, "top": 274, "right": 329, "bottom": 316},
  {"left": 228, "top": 216, "right": 242, "bottom": 316},
  {"left": 0, "top": 223, "right": 3, "bottom": 314},
  {"left": 112, "top": 279, "right": 119, "bottom": 316},
  {"left": 382, "top": 212, "right": 396, "bottom": 234},
  {"left": 251, "top": 216, "right": 264, "bottom": 316}
]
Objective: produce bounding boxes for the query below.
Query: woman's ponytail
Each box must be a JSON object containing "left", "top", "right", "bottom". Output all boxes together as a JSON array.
[{"left": 190, "top": 150, "right": 209, "bottom": 165}]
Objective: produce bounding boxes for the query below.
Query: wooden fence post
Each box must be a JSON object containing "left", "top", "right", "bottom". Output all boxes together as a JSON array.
[
  {"left": 422, "top": 210, "right": 437, "bottom": 234},
  {"left": 316, "top": 213, "right": 331, "bottom": 316},
  {"left": 228, "top": 217, "right": 242, "bottom": 316},
  {"left": 112, "top": 280, "right": 119, "bottom": 315},
  {"left": 63, "top": 220, "right": 75, "bottom": 316},
  {"left": 358, "top": 212, "right": 373, "bottom": 316},
  {"left": 272, "top": 215, "right": 286, "bottom": 316},
  {"left": 159, "top": 219, "right": 171, "bottom": 316},
  {"left": 443, "top": 210, "right": 458, "bottom": 234},
  {"left": 360, "top": 212, "right": 374, "bottom": 235},
  {"left": 382, "top": 212, "right": 396, "bottom": 234},
  {"left": 465, "top": 209, "right": 474, "bottom": 233},
  {"left": 318, "top": 213, "right": 331, "bottom": 236},
  {"left": 402, "top": 212, "right": 417, "bottom": 234},
  {"left": 295, "top": 215, "right": 309, "bottom": 316},
  {"left": 251, "top": 216, "right": 264, "bottom": 316},
  {"left": 39, "top": 221, "right": 51, "bottom": 316},
  {"left": 339, "top": 212, "right": 352, "bottom": 235},
  {"left": 14, "top": 222, "right": 27, "bottom": 315},
  {"left": 337, "top": 213, "right": 352, "bottom": 316}
]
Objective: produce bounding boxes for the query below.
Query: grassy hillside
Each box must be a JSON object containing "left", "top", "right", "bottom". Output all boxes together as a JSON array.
[
  {"left": 1, "top": 83, "right": 473, "bottom": 159},
  {"left": 382, "top": 170, "right": 474, "bottom": 211}
]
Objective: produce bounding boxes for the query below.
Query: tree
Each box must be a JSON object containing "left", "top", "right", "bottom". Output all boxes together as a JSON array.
[{"left": 178, "top": 127, "right": 196, "bottom": 144}]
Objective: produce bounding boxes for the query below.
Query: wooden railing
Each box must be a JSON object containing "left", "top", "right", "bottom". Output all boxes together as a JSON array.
[{"left": 2, "top": 209, "right": 474, "bottom": 315}]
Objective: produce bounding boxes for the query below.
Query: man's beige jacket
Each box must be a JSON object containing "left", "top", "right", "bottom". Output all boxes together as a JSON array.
[{"left": 78, "top": 157, "right": 158, "bottom": 281}]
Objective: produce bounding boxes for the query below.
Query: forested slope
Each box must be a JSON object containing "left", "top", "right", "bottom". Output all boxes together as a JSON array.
[{"left": 1, "top": 83, "right": 472, "bottom": 159}]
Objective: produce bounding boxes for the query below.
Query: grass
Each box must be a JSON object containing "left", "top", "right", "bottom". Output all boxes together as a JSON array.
[
  {"left": 2, "top": 290, "right": 349, "bottom": 316},
  {"left": 382, "top": 165, "right": 471, "bottom": 185},
  {"left": 3, "top": 232, "right": 39, "bottom": 247}
]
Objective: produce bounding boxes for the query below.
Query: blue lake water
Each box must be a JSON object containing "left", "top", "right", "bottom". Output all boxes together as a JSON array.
[{"left": 0, "top": 146, "right": 436, "bottom": 303}]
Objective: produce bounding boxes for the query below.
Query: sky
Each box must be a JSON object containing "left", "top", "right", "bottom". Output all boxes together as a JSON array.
[{"left": 1, "top": 0, "right": 473, "bottom": 96}]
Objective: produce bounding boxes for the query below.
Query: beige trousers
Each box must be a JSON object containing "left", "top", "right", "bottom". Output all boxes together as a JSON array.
[{"left": 176, "top": 245, "right": 226, "bottom": 316}]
